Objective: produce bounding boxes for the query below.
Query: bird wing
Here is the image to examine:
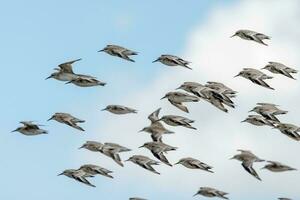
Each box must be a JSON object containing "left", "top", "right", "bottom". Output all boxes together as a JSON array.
[
  {"left": 242, "top": 161, "right": 261, "bottom": 181},
  {"left": 58, "top": 59, "right": 81, "bottom": 73},
  {"left": 140, "top": 161, "right": 160, "bottom": 174},
  {"left": 169, "top": 101, "right": 189, "bottom": 113},
  {"left": 148, "top": 108, "right": 161, "bottom": 122},
  {"left": 249, "top": 77, "right": 274, "bottom": 90},
  {"left": 151, "top": 151, "right": 172, "bottom": 166}
]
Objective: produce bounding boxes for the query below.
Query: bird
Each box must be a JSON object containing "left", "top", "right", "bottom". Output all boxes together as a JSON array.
[
  {"left": 230, "top": 150, "right": 264, "bottom": 181},
  {"left": 177, "top": 82, "right": 235, "bottom": 112},
  {"left": 231, "top": 29, "right": 271, "bottom": 46},
  {"left": 273, "top": 123, "right": 300, "bottom": 141},
  {"left": 249, "top": 103, "right": 287, "bottom": 122},
  {"left": 46, "top": 59, "right": 82, "bottom": 81},
  {"left": 101, "top": 105, "right": 137, "bottom": 114},
  {"left": 153, "top": 54, "right": 192, "bottom": 70},
  {"left": 126, "top": 155, "right": 161, "bottom": 175},
  {"left": 234, "top": 68, "right": 274, "bottom": 90},
  {"left": 261, "top": 161, "right": 296, "bottom": 172},
  {"left": 79, "top": 141, "right": 131, "bottom": 167},
  {"left": 58, "top": 169, "right": 96, "bottom": 187},
  {"left": 175, "top": 157, "right": 214, "bottom": 173},
  {"left": 98, "top": 44, "right": 138, "bottom": 62},
  {"left": 139, "top": 108, "right": 174, "bottom": 142},
  {"left": 139, "top": 141, "right": 177, "bottom": 166},
  {"left": 278, "top": 198, "right": 292, "bottom": 200},
  {"left": 129, "top": 198, "right": 147, "bottom": 200},
  {"left": 261, "top": 62, "right": 297, "bottom": 80},
  {"left": 205, "top": 81, "right": 237, "bottom": 98},
  {"left": 193, "top": 187, "right": 229, "bottom": 199},
  {"left": 48, "top": 112, "right": 85, "bottom": 131},
  {"left": 78, "top": 164, "right": 114, "bottom": 178},
  {"left": 241, "top": 115, "right": 275, "bottom": 127},
  {"left": 11, "top": 121, "right": 48, "bottom": 136},
  {"left": 65, "top": 75, "right": 106, "bottom": 87},
  {"left": 159, "top": 115, "right": 197, "bottom": 130},
  {"left": 161, "top": 91, "right": 199, "bottom": 113}
]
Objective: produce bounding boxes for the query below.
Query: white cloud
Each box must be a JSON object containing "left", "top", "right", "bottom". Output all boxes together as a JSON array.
[{"left": 77, "top": 0, "right": 300, "bottom": 199}]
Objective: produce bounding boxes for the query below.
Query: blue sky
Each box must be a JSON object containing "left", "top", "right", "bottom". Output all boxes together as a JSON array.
[{"left": 1, "top": 0, "right": 299, "bottom": 200}]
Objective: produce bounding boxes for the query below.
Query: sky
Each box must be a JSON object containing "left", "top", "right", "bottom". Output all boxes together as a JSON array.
[{"left": 0, "top": 0, "right": 299, "bottom": 199}]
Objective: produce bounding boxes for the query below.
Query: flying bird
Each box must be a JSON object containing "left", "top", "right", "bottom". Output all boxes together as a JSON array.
[
  {"left": 231, "top": 29, "right": 271, "bottom": 46},
  {"left": 230, "top": 150, "right": 264, "bottom": 181},
  {"left": 261, "top": 161, "right": 296, "bottom": 172},
  {"left": 161, "top": 91, "right": 199, "bottom": 113},
  {"left": 48, "top": 112, "right": 85, "bottom": 131},
  {"left": 273, "top": 123, "right": 300, "bottom": 141},
  {"left": 98, "top": 44, "right": 138, "bottom": 62},
  {"left": 126, "top": 155, "right": 161, "bottom": 175},
  {"left": 139, "top": 141, "right": 177, "bottom": 166},
  {"left": 249, "top": 103, "right": 287, "bottom": 122},
  {"left": 193, "top": 187, "right": 229, "bottom": 199},
  {"left": 11, "top": 121, "right": 48, "bottom": 136},
  {"left": 129, "top": 198, "right": 147, "bottom": 200},
  {"left": 58, "top": 169, "right": 95, "bottom": 187},
  {"left": 140, "top": 108, "right": 174, "bottom": 142},
  {"left": 101, "top": 105, "right": 137, "bottom": 114},
  {"left": 153, "top": 54, "right": 192, "bottom": 70},
  {"left": 234, "top": 68, "right": 274, "bottom": 90},
  {"left": 159, "top": 115, "right": 197, "bottom": 130},
  {"left": 175, "top": 157, "right": 214, "bottom": 173},
  {"left": 66, "top": 75, "right": 106, "bottom": 87},
  {"left": 79, "top": 141, "right": 131, "bottom": 167},
  {"left": 262, "top": 62, "right": 297, "bottom": 80},
  {"left": 46, "top": 59, "right": 82, "bottom": 81},
  {"left": 241, "top": 115, "right": 275, "bottom": 127},
  {"left": 79, "top": 164, "right": 114, "bottom": 178}
]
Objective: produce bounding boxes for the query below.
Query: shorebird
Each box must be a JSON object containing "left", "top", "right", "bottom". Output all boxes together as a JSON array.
[
  {"left": 231, "top": 29, "right": 271, "bottom": 46},
  {"left": 79, "top": 164, "right": 113, "bottom": 178},
  {"left": 153, "top": 54, "right": 192, "bottom": 70},
  {"left": 249, "top": 103, "right": 287, "bottom": 122},
  {"left": 58, "top": 169, "right": 95, "bottom": 187},
  {"left": 79, "top": 141, "right": 131, "bottom": 167},
  {"left": 175, "top": 157, "right": 214, "bottom": 173},
  {"left": 241, "top": 115, "right": 274, "bottom": 127},
  {"left": 46, "top": 59, "right": 82, "bottom": 81},
  {"left": 193, "top": 187, "right": 229, "bottom": 199},
  {"left": 101, "top": 105, "right": 137, "bottom": 114},
  {"left": 261, "top": 161, "right": 296, "bottom": 172},
  {"left": 230, "top": 150, "right": 264, "bottom": 181},
  {"left": 205, "top": 81, "right": 237, "bottom": 98},
  {"left": 139, "top": 141, "right": 177, "bottom": 166},
  {"left": 129, "top": 198, "right": 147, "bottom": 200},
  {"left": 11, "top": 121, "right": 47, "bottom": 136},
  {"left": 66, "top": 75, "right": 106, "bottom": 87},
  {"left": 48, "top": 112, "right": 85, "bottom": 131},
  {"left": 161, "top": 91, "right": 199, "bottom": 113},
  {"left": 159, "top": 115, "right": 197, "bottom": 130},
  {"left": 273, "top": 123, "right": 300, "bottom": 141},
  {"left": 234, "top": 68, "right": 274, "bottom": 90},
  {"left": 126, "top": 155, "right": 161, "bottom": 175},
  {"left": 177, "top": 82, "right": 235, "bottom": 112},
  {"left": 278, "top": 198, "right": 292, "bottom": 200},
  {"left": 140, "top": 108, "right": 174, "bottom": 142},
  {"left": 98, "top": 44, "right": 138, "bottom": 62},
  {"left": 262, "top": 62, "right": 297, "bottom": 80}
]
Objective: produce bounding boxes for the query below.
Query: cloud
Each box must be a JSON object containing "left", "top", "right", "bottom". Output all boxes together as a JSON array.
[{"left": 78, "top": 0, "right": 300, "bottom": 199}]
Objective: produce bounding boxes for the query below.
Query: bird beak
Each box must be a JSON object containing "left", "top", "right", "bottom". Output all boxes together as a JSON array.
[
  {"left": 124, "top": 159, "right": 130, "bottom": 162},
  {"left": 174, "top": 161, "right": 180, "bottom": 165},
  {"left": 230, "top": 33, "right": 237, "bottom": 38},
  {"left": 241, "top": 120, "right": 246, "bottom": 123},
  {"left": 193, "top": 193, "right": 198, "bottom": 197},
  {"left": 152, "top": 59, "right": 159, "bottom": 63},
  {"left": 260, "top": 166, "right": 266, "bottom": 170},
  {"left": 11, "top": 129, "right": 17, "bottom": 133},
  {"left": 229, "top": 157, "right": 234, "bottom": 160},
  {"left": 138, "top": 129, "right": 144, "bottom": 133},
  {"left": 101, "top": 108, "right": 107, "bottom": 111},
  {"left": 57, "top": 172, "right": 63, "bottom": 176},
  {"left": 65, "top": 81, "right": 72, "bottom": 84},
  {"left": 138, "top": 145, "right": 144, "bottom": 148},
  {"left": 78, "top": 145, "right": 84, "bottom": 149},
  {"left": 160, "top": 96, "right": 166, "bottom": 100},
  {"left": 248, "top": 109, "right": 254, "bottom": 113},
  {"left": 47, "top": 117, "right": 53, "bottom": 121},
  {"left": 233, "top": 74, "right": 240, "bottom": 78},
  {"left": 176, "top": 86, "right": 182, "bottom": 90},
  {"left": 97, "top": 49, "right": 104, "bottom": 52},
  {"left": 45, "top": 75, "right": 52, "bottom": 80}
]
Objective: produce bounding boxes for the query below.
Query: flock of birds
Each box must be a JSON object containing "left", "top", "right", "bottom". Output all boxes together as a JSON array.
[{"left": 12, "top": 29, "right": 299, "bottom": 200}]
